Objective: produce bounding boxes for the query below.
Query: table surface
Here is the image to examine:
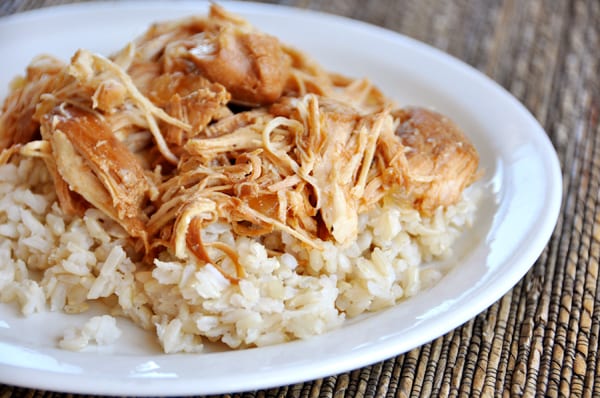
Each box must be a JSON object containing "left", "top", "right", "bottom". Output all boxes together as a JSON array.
[{"left": 0, "top": 0, "right": 598, "bottom": 397}]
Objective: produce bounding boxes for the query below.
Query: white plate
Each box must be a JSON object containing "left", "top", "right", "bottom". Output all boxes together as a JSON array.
[{"left": 0, "top": 1, "right": 562, "bottom": 395}]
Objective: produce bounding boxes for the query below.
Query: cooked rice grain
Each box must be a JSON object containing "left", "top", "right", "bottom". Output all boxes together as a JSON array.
[{"left": 0, "top": 157, "right": 478, "bottom": 352}]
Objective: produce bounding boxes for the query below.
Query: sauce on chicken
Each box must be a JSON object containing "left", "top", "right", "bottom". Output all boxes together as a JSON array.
[{"left": 0, "top": 4, "right": 479, "bottom": 282}]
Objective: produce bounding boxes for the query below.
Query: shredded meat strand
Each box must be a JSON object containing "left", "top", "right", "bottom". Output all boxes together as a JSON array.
[{"left": 0, "top": 4, "right": 480, "bottom": 280}]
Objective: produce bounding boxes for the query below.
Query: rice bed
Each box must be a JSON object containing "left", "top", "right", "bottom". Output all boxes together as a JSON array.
[{"left": 0, "top": 158, "right": 476, "bottom": 353}]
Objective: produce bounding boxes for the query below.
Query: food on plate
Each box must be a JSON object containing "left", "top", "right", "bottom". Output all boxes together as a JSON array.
[{"left": 0, "top": 4, "right": 480, "bottom": 353}]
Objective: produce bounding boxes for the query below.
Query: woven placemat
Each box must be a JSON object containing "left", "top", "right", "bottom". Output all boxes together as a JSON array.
[{"left": 1, "top": 0, "right": 598, "bottom": 396}]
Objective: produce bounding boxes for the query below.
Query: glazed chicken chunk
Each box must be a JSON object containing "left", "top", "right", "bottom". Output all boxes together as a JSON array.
[
  {"left": 126, "top": 4, "right": 291, "bottom": 106},
  {"left": 392, "top": 107, "right": 480, "bottom": 215}
]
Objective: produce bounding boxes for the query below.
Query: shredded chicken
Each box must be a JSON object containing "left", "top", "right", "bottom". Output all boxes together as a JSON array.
[{"left": 0, "top": 4, "right": 479, "bottom": 282}]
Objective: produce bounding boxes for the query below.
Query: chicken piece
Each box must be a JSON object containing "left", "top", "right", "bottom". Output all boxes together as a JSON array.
[
  {"left": 154, "top": 5, "right": 290, "bottom": 106},
  {"left": 45, "top": 152, "right": 90, "bottom": 216},
  {"left": 148, "top": 72, "right": 229, "bottom": 109},
  {"left": 311, "top": 99, "right": 393, "bottom": 244},
  {"left": 308, "top": 100, "right": 361, "bottom": 244},
  {"left": 122, "top": 4, "right": 290, "bottom": 106},
  {"left": 147, "top": 72, "right": 231, "bottom": 146},
  {"left": 185, "top": 27, "right": 291, "bottom": 106},
  {"left": 68, "top": 49, "right": 194, "bottom": 165},
  {"left": 203, "top": 109, "right": 268, "bottom": 138},
  {"left": 184, "top": 124, "right": 264, "bottom": 160},
  {"left": 184, "top": 110, "right": 274, "bottom": 163},
  {"left": 0, "top": 55, "right": 67, "bottom": 150},
  {"left": 282, "top": 45, "right": 332, "bottom": 98},
  {"left": 41, "top": 106, "right": 150, "bottom": 243},
  {"left": 271, "top": 95, "right": 393, "bottom": 245},
  {"left": 118, "top": 22, "right": 200, "bottom": 93},
  {"left": 391, "top": 107, "right": 479, "bottom": 214},
  {"left": 282, "top": 45, "right": 394, "bottom": 114}
]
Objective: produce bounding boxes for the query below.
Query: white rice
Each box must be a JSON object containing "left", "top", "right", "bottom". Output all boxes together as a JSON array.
[
  {"left": 0, "top": 157, "right": 478, "bottom": 353},
  {"left": 59, "top": 315, "right": 122, "bottom": 351}
]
